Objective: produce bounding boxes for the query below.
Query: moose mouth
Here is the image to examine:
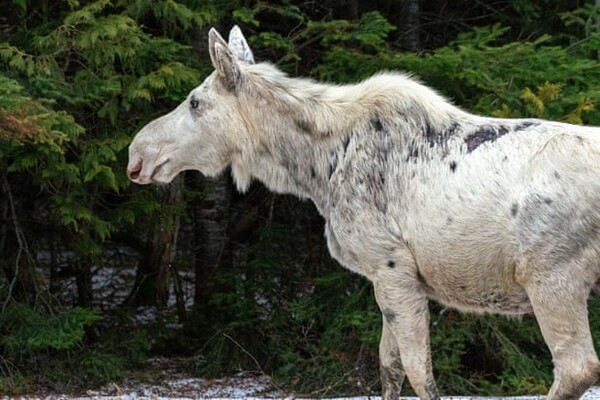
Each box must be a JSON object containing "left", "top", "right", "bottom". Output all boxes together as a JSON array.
[{"left": 127, "top": 158, "right": 171, "bottom": 184}]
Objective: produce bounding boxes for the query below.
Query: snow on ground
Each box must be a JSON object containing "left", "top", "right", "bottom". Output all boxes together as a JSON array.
[
  {"left": 5, "top": 354, "right": 600, "bottom": 400},
  {"left": 6, "top": 385, "right": 600, "bottom": 400},
  {"left": 82, "top": 373, "right": 282, "bottom": 399},
  {"left": 4, "top": 355, "right": 600, "bottom": 399}
]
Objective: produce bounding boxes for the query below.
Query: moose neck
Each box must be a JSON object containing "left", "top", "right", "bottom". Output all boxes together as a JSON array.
[
  {"left": 231, "top": 107, "right": 345, "bottom": 214},
  {"left": 230, "top": 65, "right": 464, "bottom": 215}
]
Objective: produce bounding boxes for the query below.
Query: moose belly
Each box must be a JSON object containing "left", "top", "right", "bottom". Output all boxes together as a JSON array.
[
  {"left": 417, "top": 263, "right": 533, "bottom": 315},
  {"left": 412, "top": 228, "right": 532, "bottom": 314}
]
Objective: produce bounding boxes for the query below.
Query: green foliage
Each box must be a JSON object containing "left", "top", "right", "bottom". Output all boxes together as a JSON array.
[
  {"left": 0, "top": 0, "right": 211, "bottom": 391},
  {"left": 306, "top": 11, "right": 395, "bottom": 50},
  {"left": 429, "top": 310, "right": 552, "bottom": 396},
  {"left": 493, "top": 81, "right": 596, "bottom": 124},
  {"left": 0, "top": 304, "right": 103, "bottom": 393},
  {"left": 0, "top": 304, "right": 151, "bottom": 393},
  {"left": 0, "top": 304, "right": 100, "bottom": 352},
  {"left": 1, "top": 0, "right": 209, "bottom": 265},
  {"left": 316, "top": 22, "right": 600, "bottom": 125},
  {"left": 559, "top": 4, "right": 600, "bottom": 57},
  {"left": 68, "top": 327, "right": 151, "bottom": 384},
  {"left": 0, "top": 75, "right": 83, "bottom": 161}
]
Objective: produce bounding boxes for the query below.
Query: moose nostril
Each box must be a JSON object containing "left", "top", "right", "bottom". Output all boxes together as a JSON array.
[
  {"left": 128, "top": 160, "right": 142, "bottom": 180},
  {"left": 129, "top": 169, "right": 140, "bottom": 180}
]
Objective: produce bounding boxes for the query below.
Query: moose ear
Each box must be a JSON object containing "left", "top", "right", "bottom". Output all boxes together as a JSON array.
[
  {"left": 228, "top": 25, "right": 255, "bottom": 64},
  {"left": 213, "top": 42, "right": 241, "bottom": 90},
  {"left": 209, "top": 28, "right": 241, "bottom": 90},
  {"left": 208, "top": 28, "right": 229, "bottom": 68}
]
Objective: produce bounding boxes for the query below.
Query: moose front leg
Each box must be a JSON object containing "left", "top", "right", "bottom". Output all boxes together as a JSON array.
[
  {"left": 380, "top": 317, "right": 405, "bottom": 399},
  {"left": 374, "top": 274, "right": 439, "bottom": 400}
]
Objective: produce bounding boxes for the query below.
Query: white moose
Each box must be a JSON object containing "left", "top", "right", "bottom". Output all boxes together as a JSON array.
[{"left": 128, "top": 26, "right": 600, "bottom": 399}]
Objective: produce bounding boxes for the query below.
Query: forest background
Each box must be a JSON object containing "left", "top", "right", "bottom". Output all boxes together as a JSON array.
[{"left": 2, "top": 0, "right": 600, "bottom": 397}]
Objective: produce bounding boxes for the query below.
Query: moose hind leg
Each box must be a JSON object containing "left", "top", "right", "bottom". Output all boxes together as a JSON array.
[
  {"left": 525, "top": 277, "right": 600, "bottom": 400},
  {"left": 379, "top": 317, "right": 405, "bottom": 399}
]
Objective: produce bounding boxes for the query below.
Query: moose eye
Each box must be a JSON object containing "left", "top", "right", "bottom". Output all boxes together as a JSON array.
[{"left": 190, "top": 96, "right": 199, "bottom": 110}]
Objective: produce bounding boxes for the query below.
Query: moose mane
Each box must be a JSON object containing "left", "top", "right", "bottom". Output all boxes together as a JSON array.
[{"left": 240, "top": 62, "right": 468, "bottom": 139}]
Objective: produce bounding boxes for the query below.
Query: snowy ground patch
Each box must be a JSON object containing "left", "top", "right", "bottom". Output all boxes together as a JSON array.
[
  {"left": 6, "top": 368, "right": 600, "bottom": 400},
  {"left": 4, "top": 356, "right": 600, "bottom": 399}
]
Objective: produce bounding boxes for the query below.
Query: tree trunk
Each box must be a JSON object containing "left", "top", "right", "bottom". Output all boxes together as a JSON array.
[
  {"left": 75, "top": 258, "right": 93, "bottom": 307},
  {"left": 191, "top": 173, "right": 233, "bottom": 307},
  {"left": 402, "top": 0, "right": 420, "bottom": 52},
  {"left": 127, "top": 176, "right": 183, "bottom": 307},
  {"left": 0, "top": 173, "right": 41, "bottom": 306}
]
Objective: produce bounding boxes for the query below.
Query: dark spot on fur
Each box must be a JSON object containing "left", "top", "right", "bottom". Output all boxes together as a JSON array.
[
  {"left": 380, "top": 360, "right": 404, "bottom": 397},
  {"left": 544, "top": 197, "right": 553, "bottom": 205},
  {"left": 514, "top": 121, "right": 538, "bottom": 131},
  {"left": 366, "top": 170, "right": 388, "bottom": 214},
  {"left": 383, "top": 309, "right": 396, "bottom": 324},
  {"left": 465, "top": 125, "right": 510, "bottom": 153},
  {"left": 449, "top": 161, "right": 457, "bottom": 172},
  {"left": 425, "top": 122, "right": 460, "bottom": 149},
  {"left": 189, "top": 95, "right": 199, "bottom": 110},
  {"left": 444, "top": 122, "right": 461, "bottom": 138},
  {"left": 478, "top": 120, "right": 536, "bottom": 143},
  {"left": 511, "top": 203, "right": 519, "bottom": 217},
  {"left": 371, "top": 117, "right": 384, "bottom": 132},
  {"left": 405, "top": 145, "right": 420, "bottom": 162},
  {"left": 295, "top": 118, "right": 313, "bottom": 135},
  {"left": 310, "top": 166, "right": 316, "bottom": 179},
  {"left": 387, "top": 261, "right": 395, "bottom": 268},
  {"left": 416, "top": 270, "right": 427, "bottom": 285},
  {"left": 554, "top": 171, "right": 561, "bottom": 180},
  {"left": 459, "top": 285, "right": 467, "bottom": 291},
  {"left": 424, "top": 124, "right": 438, "bottom": 146},
  {"left": 328, "top": 153, "right": 338, "bottom": 180},
  {"left": 446, "top": 216, "right": 453, "bottom": 224},
  {"left": 342, "top": 135, "right": 351, "bottom": 153}
]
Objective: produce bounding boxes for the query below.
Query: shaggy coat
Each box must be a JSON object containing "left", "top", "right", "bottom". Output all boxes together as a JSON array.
[{"left": 128, "top": 26, "right": 600, "bottom": 400}]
